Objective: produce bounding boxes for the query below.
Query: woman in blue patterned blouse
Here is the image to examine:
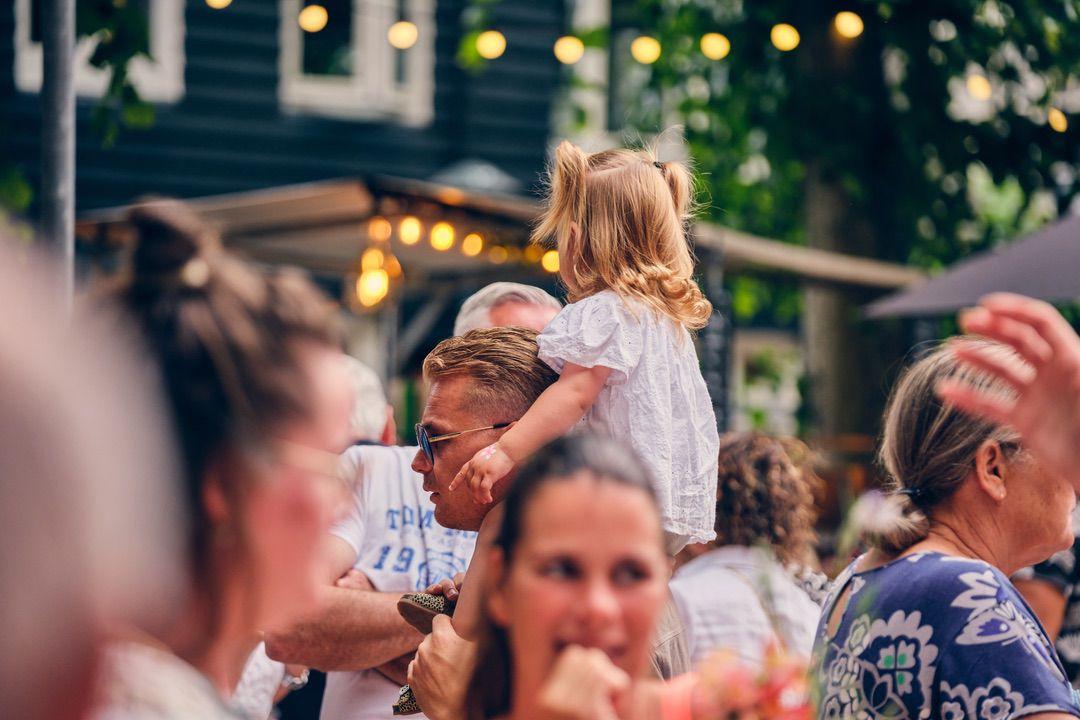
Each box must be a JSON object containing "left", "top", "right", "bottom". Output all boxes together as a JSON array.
[{"left": 813, "top": 339, "right": 1080, "bottom": 720}]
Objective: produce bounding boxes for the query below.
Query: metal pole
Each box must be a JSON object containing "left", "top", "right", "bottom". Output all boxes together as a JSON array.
[{"left": 40, "top": 0, "right": 76, "bottom": 310}]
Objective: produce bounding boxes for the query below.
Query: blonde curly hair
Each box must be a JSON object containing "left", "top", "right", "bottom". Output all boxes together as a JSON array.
[{"left": 531, "top": 140, "right": 712, "bottom": 330}]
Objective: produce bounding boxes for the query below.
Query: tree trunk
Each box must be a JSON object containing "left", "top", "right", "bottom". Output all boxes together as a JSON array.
[{"left": 801, "top": 161, "right": 865, "bottom": 441}]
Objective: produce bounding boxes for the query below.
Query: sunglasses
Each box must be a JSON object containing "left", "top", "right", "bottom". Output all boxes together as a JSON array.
[{"left": 415, "top": 422, "right": 513, "bottom": 465}]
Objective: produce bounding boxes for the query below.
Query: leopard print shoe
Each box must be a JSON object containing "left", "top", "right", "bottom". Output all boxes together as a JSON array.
[
  {"left": 397, "top": 592, "right": 454, "bottom": 635},
  {"left": 392, "top": 684, "right": 421, "bottom": 715}
]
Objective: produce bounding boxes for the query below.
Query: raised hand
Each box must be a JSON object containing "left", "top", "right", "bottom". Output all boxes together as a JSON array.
[
  {"left": 937, "top": 293, "right": 1080, "bottom": 490},
  {"left": 449, "top": 443, "right": 515, "bottom": 505},
  {"left": 535, "top": 646, "right": 632, "bottom": 720},
  {"left": 407, "top": 615, "right": 476, "bottom": 720}
]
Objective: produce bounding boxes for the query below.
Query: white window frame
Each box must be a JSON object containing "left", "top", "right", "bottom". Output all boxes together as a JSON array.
[
  {"left": 13, "top": 0, "right": 185, "bottom": 103},
  {"left": 278, "top": 0, "right": 434, "bottom": 126}
]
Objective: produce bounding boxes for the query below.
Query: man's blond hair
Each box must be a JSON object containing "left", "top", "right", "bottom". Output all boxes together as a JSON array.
[{"left": 422, "top": 327, "right": 558, "bottom": 420}]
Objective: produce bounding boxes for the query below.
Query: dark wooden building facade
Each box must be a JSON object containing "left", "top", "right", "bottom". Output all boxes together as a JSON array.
[{"left": 0, "top": 0, "right": 566, "bottom": 212}]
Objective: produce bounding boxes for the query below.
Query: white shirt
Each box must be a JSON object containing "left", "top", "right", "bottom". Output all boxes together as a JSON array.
[
  {"left": 231, "top": 643, "right": 283, "bottom": 720},
  {"left": 320, "top": 445, "right": 478, "bottom": 720},
  {"left": 94, "top": 640, "right": 242, "bottom": 720},
  {"left": 670, "top": 546, "right": 822, "bottom": 669},
  {"left": 537, "top": 290, "right": 720, "bottom": 543}
]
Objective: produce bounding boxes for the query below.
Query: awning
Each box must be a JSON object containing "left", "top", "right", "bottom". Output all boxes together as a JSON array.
[
  {"left": 865, "top": 213, "right": 1080, "bottom": 318},
  {"left": 77, "top": 177, "right": 922, "bottom": 290}
]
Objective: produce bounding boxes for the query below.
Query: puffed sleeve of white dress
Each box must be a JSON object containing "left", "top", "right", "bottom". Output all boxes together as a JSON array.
[{"left": 536, "top": 292, "right": 643, "bottom": 386}]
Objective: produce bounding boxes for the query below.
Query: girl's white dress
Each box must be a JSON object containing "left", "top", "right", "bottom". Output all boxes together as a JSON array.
[{"left": 537, "top": 290, "right": 719, "bottom": 544}]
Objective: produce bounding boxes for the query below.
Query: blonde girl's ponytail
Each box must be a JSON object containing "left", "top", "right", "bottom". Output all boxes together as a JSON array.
[
  {"left": 656, "top": 160, "right": 693, "bottom": 220},
  {"left": 531, "top": 141, "right": 588, "bottom": 248},
  {"left": 532, "top": 139, "right": 712, "bottom": 330}
]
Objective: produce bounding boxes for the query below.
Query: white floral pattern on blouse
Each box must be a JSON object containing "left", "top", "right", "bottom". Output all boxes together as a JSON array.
[
  {"left": 537, "top": 290, "right": 720, "bottom": 543},
  {"left": 815, "top": 552, "right": 1080, "bottom": 719}
]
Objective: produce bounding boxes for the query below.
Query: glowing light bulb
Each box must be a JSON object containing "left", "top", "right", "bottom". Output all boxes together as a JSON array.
[
  {"left": 368, "top": 216, "right": 392, "bottom": 242},
  {"left": 834, "top": 12, "right": 864, "bottom": 39},
  {"left": 770, "top": 24, "right": 800, "bottom": 52},
  {"left": 206, "top": 0, "right": 232, "bottom": 9},
  {"left": 361, "top": 247, "right": 385, "bottom": 272},
  {"left": 462, "top": 233, "right": 484, "bottom": 257},
  {"left": 430, "top": 222, "right": 455, "bottom": 251},
  {"left": 1049, "top": 107, "right": 1068, "bottom": 133},
  {"left": 631, "top": 36, "right": 661, "bottom": 64},
  {"left": 356, "top": 269, "right": 389, "bottom": 307},
  {"left": 541, "top": 250, "right": 560, "bottom": 273},
  {"left": 388, "top": 21, "right": 418, "bottom": 50},
  {"left": 489, "top": 246, "right": 509, "bottom": 264},
  {"left": 399, "top": 217, "right": 422, "bottom": 245},
  {"left": 966, "top": 74, "right": 992, "bottom": 101},
  {"left": 700, "top": 33, "right": 731, "bottom": 61},
  {"left": 298, "top": 4, "right": 329, "bottom": 33},
  {"left": 554, "top": 36, "right": 585, "bottom": 65},
  {"left": 476, "top": 30, "right": 507, "bottom": 60},
  {"left": 524, "top": 244, "right": 544, "bottom": 263}
]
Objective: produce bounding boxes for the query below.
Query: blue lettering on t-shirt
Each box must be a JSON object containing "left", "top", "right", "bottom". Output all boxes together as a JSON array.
[
  {"left": 372, "top": 544, "right": 392, "bottom": 570},
  {"left": 392, "top": 547, "right": 415, "bottom": 573}
]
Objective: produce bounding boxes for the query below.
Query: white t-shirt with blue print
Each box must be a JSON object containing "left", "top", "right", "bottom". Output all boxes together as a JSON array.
[{"left": 321, "top": 445, "right": 478, "bottom": 720}]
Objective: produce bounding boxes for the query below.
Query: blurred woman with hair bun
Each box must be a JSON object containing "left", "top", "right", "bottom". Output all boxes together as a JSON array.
[{"left": 90, "top": 199, "right": 354, "bottom": 719}]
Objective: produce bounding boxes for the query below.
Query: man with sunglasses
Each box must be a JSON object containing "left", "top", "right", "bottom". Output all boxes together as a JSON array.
[
  {"left": 267, "top": 330, "right": 557, "bottom": 720},
  {"left": 410, "top": 326, "right": 559, "bottom": 533}
]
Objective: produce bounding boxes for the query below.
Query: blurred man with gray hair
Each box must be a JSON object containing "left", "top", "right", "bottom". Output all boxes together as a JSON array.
[
  {"left": 452, "top": 282, "right": 561, "bottom": 336},
  {"left": 344, "top": 356, "right": 397, "bottom": 446}
]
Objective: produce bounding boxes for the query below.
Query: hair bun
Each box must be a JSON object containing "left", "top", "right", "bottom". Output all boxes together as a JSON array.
[{"left": 126, "top": 199, "right": 220, "bottom": 287}]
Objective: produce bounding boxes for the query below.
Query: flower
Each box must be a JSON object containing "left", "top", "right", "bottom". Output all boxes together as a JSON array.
[
  {"left": 978, "top": 695, "right": 1013, "bottom": 720},
  {"left": 941, "top": 701, "right": 965, "bottom": 720},
  {"left": 691, "top": 644, "right": 813, "bottom": 720}
]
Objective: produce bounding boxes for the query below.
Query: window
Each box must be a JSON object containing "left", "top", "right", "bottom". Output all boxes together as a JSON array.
[
  {"left": 279, "top": 0, "right": 434, "bottom": 126},
  {"left": 13, "top": 0, "right": 185, "bottom": 103}
]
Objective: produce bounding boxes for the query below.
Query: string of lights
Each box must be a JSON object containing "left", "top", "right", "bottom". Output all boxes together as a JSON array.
[
  {"left": 206, "top": 0, "right": 1071, "bottom": 311},
  {"left": 353, "top": 215, "right": 559, "bottom": 308},
  {"left": 205, "top": 1, "right": 1069, "bottom": 133}
]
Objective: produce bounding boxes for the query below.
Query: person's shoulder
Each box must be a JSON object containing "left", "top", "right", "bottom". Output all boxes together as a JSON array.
[
  {"left": 867, "top": 552, "right": 1017, "bottom": 617},
  {"left": 340, "top": 444, "right": 421, "bottom": 495},
  {"left": 550, "top": 290, "right": 620, "bottom": 318},
  {"left": 671, "top": 550, "right": 766, "bottom": 606},
  {"left": 540, "top": 290, "right": 642, "bottom": 341},
  {"left": 876, "top": 551, "right": 998, "bottom": 585}
]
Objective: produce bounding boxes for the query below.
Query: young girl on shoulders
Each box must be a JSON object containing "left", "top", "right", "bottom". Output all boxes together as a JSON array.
[{"left": 453, "top": 140, "right": 720, "bottom": 551}]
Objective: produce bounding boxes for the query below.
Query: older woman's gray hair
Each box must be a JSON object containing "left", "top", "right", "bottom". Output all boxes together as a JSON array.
[
  {"left": 453, "top": 282, "right": 562, "bottom": 336},
  {"left": 872, "top": 340, "right": 1024, "bottom": 553}
]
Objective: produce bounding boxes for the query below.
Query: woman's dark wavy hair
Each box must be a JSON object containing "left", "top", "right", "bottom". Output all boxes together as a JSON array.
[{"left": 465, "top": 434, "right": 660, "bottom": 720}]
